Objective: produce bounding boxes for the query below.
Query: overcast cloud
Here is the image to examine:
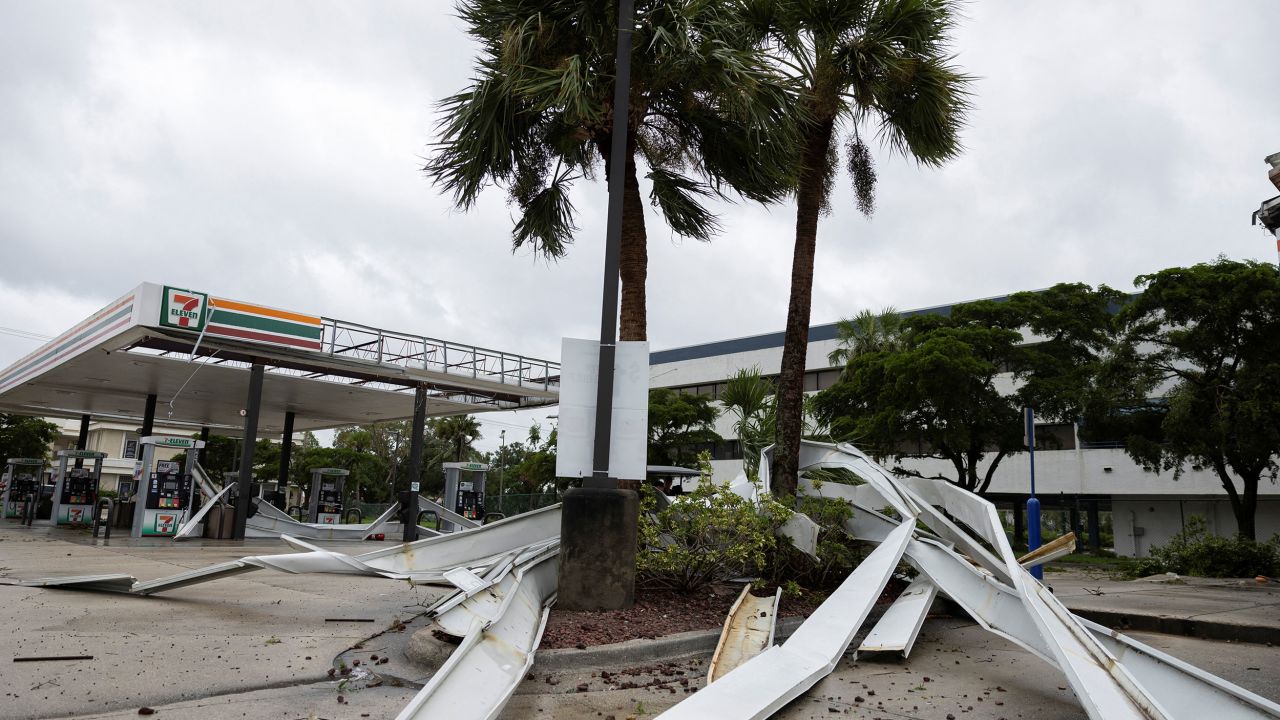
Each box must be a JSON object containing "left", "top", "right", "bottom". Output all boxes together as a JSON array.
[{"left": 1, "top": 1, "right": 1276, "bottom": 450}]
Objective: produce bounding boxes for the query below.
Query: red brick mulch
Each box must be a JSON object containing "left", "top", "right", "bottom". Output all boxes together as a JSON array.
[{"left": 541, "top": 583, "right": 836, "bottom": 650}]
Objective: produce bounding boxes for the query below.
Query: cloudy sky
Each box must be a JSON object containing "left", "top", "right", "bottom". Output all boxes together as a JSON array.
[{"left": 1, "top": 1, "right": 1277, "bottom": 450}]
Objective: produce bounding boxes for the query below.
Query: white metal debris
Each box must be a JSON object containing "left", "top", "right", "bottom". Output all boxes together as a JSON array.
[
  {"left": 707, "top": 585, "right": 782, "bottom": 684},
  {"left": 857, "top": 575, "right": 937, "bottom": 658},
  {"left": 396, "top": 545, "right": 559, "bottom": 720},
  {"left": 23, "top": 504, "right": 563, "bottom": 594},
  {"left": 658, "top": 521, "right": 916, "bottom": 720},
  {"left": 658, "top": 440, "right": 1280, "bottom": 720}
]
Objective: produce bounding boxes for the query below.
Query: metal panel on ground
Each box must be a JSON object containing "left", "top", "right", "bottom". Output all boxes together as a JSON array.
[
  {"left": 657, "top": 521, "right": 915, "bottom": 719},
  {"left": 707, "top": 586, "right": 782, "bottom": 684},
  {"left": 396, "top": 549, "right": 559, "bottom": 720},
  {"left": 857, "top": 576, "right": 937, "bottom": 658}
]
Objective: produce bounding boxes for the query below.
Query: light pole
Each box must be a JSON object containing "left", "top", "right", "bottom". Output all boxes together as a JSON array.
[
  {"left": 499, "top": 429, "right": 506, "bottom": 515},
  {"left": 556, "top": 0, "right": 639, "bottom": 612}
]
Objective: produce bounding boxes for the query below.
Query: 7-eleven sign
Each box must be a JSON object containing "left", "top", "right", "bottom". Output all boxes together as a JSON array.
[{"left": 160, "top": 286, "right": 208, "bottom": 331}]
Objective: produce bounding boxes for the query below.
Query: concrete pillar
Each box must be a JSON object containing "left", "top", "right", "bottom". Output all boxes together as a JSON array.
[
  {"left": 74, "top": 414, "right": 90, "bottom": 468},
  {"left": 403, "top": 386, "right": 427, "bottom": 542},
  {"left": 1087, "top": 500, "right": 1102, "bottom": 552},
  {"left": 232, "top": 364, "right": 264, "bottom": 540},
  {"left": 556, "top": 487, "right": 637, "bottom": 610},
  {"left": 1070, "top": 507, "right": 1083, "bottom": 552},
  {"left": 277, "top": 411, "right": 295, "bottom": 488}
]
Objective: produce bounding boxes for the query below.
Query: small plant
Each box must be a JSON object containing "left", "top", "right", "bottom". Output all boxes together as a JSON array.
[
  {"left": 1134, "top": 517, "right": 1280, "bottom": 578},
  {"left": 265, "top": 636, "right": 281, "bottom": 645},
  {"left": 637, "top": 453, "right": 788, "bottom": 592}
]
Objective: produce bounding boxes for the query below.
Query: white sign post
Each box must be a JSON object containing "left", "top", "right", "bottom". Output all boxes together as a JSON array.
[{"left": 555, "top": 337, "right": 649, "bottom": 482}]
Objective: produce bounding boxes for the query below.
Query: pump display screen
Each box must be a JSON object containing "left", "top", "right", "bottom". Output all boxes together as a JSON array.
[
  {"left": 12, "top": 473, "right": 36, "bottom": 493},
  {"left": 147, "top": 470, "right": 192, "bottom": 510},
  {"left": 60, "top": 467, "right": 98, "bottom": 505}
]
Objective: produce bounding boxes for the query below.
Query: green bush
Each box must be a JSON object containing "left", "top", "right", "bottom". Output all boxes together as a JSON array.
[
  {"left": 637, "top": 456, "right": 788, "bottom": 592},
  {"left": 1135, "top": 516, "right": 1280, "bottom": 578}
]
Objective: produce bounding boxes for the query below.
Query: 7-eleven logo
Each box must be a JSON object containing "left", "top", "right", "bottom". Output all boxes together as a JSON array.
[{"left": 161, "top": 287, "right": 207, "bottom": 330}]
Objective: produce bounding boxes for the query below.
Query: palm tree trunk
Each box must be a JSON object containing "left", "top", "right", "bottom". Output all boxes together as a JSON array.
[
  {"left": 773, "top": 116, "right": 836, "bottom": 498},
  {"left": 619, "top": 137, "right": 648, "bottom": 342},
  {"left": 596, "top": 132, "right": 648, "bottom": 343}
]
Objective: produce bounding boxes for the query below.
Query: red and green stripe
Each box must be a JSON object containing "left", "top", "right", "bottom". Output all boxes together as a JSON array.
[{"left": 205, "top": 298, "right": 323, "bottom": 351}]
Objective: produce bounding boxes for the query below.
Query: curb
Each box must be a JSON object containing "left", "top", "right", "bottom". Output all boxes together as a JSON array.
[
  {"left": 1066, "top": 607, "right": 1280, "bottom": 646},
  {"left": 532, "top": 615, "right": 808, "bottom": 673}
]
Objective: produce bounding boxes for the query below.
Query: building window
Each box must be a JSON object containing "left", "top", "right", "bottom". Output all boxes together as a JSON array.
[
  {"left": 816, "top": 369, "right": 842, "bottom": 390},
  {"left": 123, "top": 437, "right": 138, "bottom": 459}
]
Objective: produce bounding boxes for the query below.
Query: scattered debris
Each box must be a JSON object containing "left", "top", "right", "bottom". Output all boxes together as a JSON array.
[{"left": 13, "top": 655, "right": 93, "bottom": 662}]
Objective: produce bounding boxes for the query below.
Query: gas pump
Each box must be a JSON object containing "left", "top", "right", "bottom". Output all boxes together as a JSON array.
[
  {"left": 3, "top": 458, "right": 44, "bottom": 519},
  {"left": 442, "top": 462, "right": 488, "bottom": 532},
  {"left": 130, "top": 436, "right": 205, "bottom": 538},
  {"left": 307, "top": 468, "right": 348, "bottom": 524},
  {"left": 51, "top": 450, "right": 105, "bottom": 526}
]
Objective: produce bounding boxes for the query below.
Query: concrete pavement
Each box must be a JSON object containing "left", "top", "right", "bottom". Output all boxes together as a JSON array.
[
  {"left": 0, "top": 524, "right": 445, "bottom": 720},
  {"left": 3, "top": 525, "right": 1279, "bottom": 719},
  {"left": 1049, "top": 568, "right": 1280, "bottom": 643}
]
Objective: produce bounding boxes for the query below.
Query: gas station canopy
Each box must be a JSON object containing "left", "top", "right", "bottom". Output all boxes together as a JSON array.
[{"left": 0, "top": 283, "right": 559, "bottom": 434}]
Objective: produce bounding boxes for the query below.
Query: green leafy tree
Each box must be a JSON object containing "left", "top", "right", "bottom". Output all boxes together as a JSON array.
[
  {"left": 814, "top": 322, "right": 1024, "bottom": 493},
  {"left": 814, "top": 284, "right": 1119, "bottom": 493},
  {"left": 647, "top": 388, "right": 721, "bottom": 466},
  {"left": 1093, "top": 259, "right": 1280, "bottom": 539},
  {"left": 512, "top": 426, "right": 560, "bottom": 494},
  {"left": 425, "top": 0, "right": 796, "bottom": 341},
  {"left": 753, "top": 0, "right": 973, "bottom": 497},
  {"left": 0, "top": 413, "right": 58, "bottom": 463}
]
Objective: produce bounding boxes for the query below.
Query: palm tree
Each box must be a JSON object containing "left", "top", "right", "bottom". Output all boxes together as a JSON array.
[
  {"left": 747, "top": 0, "right": 972, "bottom": 497},
  {"left": 428, "top": 415, "right": 483, "bottom": 462},
  {"left": 826, "top": 306, "right": 904, "bottom": 367},
  {"left": 425, "top": 0, "right": 797, "bottom": 341},
  {"left": 719, "top": 367, "right": 776, "bottom": 481}
]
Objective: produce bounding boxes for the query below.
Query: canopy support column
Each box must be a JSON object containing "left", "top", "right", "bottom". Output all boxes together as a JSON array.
[
  {"left": 232, "top": 364, "right": 264, "bottom": 540},
  {"left": 403, "top": 385, "right": 427, "bottom": 543},
  {"left": 278, "top": 411, "right": 294, "bottom": 489},
  {"left": 75, "top": 414, "right": 90, "bottom": 468}
]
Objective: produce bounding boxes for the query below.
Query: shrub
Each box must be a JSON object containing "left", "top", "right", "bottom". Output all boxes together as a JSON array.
[
  {"left": 1134, "top": 516, "right": 1280, "bottom": 578},
  {"left": 637, "top": 454, "right": 787, "bottom": 592}
]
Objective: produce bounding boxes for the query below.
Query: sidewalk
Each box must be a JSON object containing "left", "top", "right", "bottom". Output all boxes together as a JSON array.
[{"left": 1049, "top": 567, "right": 1280, "bottom": 644}]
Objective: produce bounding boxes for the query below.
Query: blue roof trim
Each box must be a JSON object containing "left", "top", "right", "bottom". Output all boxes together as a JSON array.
[{"left": 649, "top": 297, "right": 988, "bottom": 365}]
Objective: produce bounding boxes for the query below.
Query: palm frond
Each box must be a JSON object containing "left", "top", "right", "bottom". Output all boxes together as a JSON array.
[
  {"left": 647, "top": 168, "right": 720, "bottom": 241},
  {"left": 511, "top": 167, "right": 578, "bottom": 258}
]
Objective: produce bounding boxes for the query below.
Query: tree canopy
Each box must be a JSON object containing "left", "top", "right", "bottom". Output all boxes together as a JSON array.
[
  {"left": 1087, "top": 258, "right": 1280, "bottom": 539},
  {"left": 814, "top": 283, "right": 1121, "bottom": 494},
  {"left": 647, "top": 388, "right": 721, "bottom": 467},
  {"left": 0, "top": 414, "right": 58, "bottom": 464},
  {"left": 425, "top": 0, "right": 797, "bottom": 340}
]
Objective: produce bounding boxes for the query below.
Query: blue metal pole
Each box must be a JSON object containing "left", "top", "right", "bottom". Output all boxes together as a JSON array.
[{"left": 1025, "top": 407, "right": 1042, "bottom": 580}]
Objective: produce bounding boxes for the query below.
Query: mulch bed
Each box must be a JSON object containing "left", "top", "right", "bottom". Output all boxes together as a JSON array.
[{"left": 541, "top": 583, "right": 847, "bottom": 650}]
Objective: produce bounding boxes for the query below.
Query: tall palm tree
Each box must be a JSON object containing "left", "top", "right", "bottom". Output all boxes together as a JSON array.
[
  {"left": 426, "top": 0, "right": 797, "bottom": 341},
  {"left": 826, "top": 306, "right": 904, "bottom": 367},
  {"left": 745, "top": 0, "right": 972, "bottom": 497},
  {"left": 428, "top": 415, "right": 483, "bottom": 462}
]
